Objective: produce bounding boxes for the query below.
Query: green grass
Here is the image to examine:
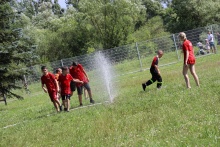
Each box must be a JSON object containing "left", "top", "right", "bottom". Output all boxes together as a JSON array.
[{"left": 0, "top": 53, "right": 220, "bottom": 146}]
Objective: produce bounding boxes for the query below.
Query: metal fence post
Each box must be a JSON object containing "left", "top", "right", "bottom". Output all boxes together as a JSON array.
[
  {"left": 173, "top": 34, "right": 180, "bottom": 60},
  {"left": 135, "top": 42, "right": 143, "bottom": 71},
  {"left": 60, "top": 59, "right": 64, "bottom": 67}
]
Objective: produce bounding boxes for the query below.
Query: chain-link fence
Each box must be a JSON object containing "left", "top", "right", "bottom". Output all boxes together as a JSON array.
[{"left": 22, "top": 24, "right": 220, "bottom": 102}]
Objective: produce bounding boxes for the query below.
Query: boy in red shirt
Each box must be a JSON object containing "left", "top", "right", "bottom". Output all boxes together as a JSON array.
[
  {"left": 142, "top": 50, "right": 163, "bottom": 91},
  {"left": 58, "top": 66, "right": 83, "bottom": 112},
  {"left": 69, "top": 62, "right": 95, "bottom": 106},
  {"left": 54, "top": 68, "right": 62, "bottom": 100},
  {"left": 179, "top": 32, "right": 200, "bottom": 88},
  {"left": 41, "top": 66, "right": 62, "bottom": 112}
]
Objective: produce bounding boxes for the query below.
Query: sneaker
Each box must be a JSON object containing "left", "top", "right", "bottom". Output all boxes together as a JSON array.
[
  {"left": 90, "top": 99, "right": 95, "bottom": 104},
  {"left": 142, "top": 83, "right": 146, "bottom": 91},
  {"left": 59, "top": 105, "right": 62, "bottom": 111}
]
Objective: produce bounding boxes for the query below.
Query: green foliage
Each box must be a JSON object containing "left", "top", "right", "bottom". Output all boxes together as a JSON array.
[
  {"left": 165, "top": 0, "right": 220, "bottom": 32},
  {"left": 0, "top": 1, "right": 38, "bottom": 99},
  {"left": 78, "top": 0, "right": 146, "bottom": 49}
]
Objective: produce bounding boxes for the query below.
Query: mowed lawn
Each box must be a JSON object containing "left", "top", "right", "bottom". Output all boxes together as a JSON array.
[{"left": 0, "top": 54, "right": 220, "bottom": 146}]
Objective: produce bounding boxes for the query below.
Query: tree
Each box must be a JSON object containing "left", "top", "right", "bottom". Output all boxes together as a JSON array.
[
  {"left": 165, "top": 0, "right": 220, "bottom": 33},
  {"left": 0, "top": 0, "right": 38, "bottom": 99},
  {"left": 78, "top": 0, "right": 146, "bottom": 49}
]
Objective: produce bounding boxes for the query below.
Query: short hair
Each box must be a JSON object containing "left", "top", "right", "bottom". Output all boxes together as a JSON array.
[
  {"left": 72, "top": 61, "right": 77, "bottom": 66},
  {"left": 61, "top": 66, "right": 68, "bottom": 71},
  {"left": 157, "top": 50, "right": 163, "bottom": 55},
  {"left": 41, "top": 66, "right": 47, "bottom": 71},
  {"left": 55, "top": 68, "right": 61, "bottom": 73},
  {"left": 179, "top": 32, "right": 187, "bottom": 39}
]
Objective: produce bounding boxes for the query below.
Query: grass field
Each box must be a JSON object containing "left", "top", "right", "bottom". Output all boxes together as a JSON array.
[{"left": 0, "top": 53, "right": 220, "bottom": 146}]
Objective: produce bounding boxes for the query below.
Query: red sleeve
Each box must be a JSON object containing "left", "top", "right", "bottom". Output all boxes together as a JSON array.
[
  {"left": 41, "top": 77, "right": 45, "bottom": 84},
  {"left": 183, "top": 42, "right": 188, "bottom": 51},
  {"left": 154, "top": 57, "right": 158, "bottom": 66},
  {"left": 78, "top": 64, "right": 84, "bottom": 71},
  {"left": 49, "top": 73, "right": 57, "bottom": 88},
  {"left": 68, "top": 74, "right": 74, "bottom": 81}
]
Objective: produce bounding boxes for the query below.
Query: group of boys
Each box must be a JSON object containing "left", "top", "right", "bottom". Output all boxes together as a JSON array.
[{"left": 41, "top": 62, "right": 95, "bottom": 112}]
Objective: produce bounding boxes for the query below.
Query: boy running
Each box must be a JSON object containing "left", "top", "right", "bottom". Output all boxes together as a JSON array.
[
  {"left": 54, "top": 68, "right": 62, "bottom": 100},
  {"left": 142, "top": 50, "right": 164, "bottom": 91},
  {"left": 54, "top": 68, "right": 62, "bottom": 81},
  {"left": 58, "top": 66, "right": 83, "bottom": 112},
  {"left": 69, "top": 62, "right": 95, "bottom": 106},
  {"left": 41, "top": 66, "right": 62, "bottom": 112}
]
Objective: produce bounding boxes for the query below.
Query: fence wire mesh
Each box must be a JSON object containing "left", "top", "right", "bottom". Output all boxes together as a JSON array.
[{"left": 22, "top": 24, "right": 220, "bottom": 101}]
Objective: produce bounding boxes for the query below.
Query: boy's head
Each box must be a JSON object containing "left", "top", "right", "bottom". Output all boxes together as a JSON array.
[
  {"left": 41, "top": 66, "right": 48, "bottom": 75},
  {"left": 72, "top": 61, "right": 77, "bottom": 68},
  {"left": 61, "top": 66, "right": 69, "bottom": 75},
  {"left": 157, "top": 50, "right": 163, "bottom": 58},
  {"left": 55, "top": 68, "right": 62, "bottom": 74},
  {"left": 178, "top": 32, "right": 187, "bottom": 41}
]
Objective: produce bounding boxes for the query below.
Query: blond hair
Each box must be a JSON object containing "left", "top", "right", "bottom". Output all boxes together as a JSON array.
[{"left": 179, "top": 32, "right": 187, "bottom": 40}]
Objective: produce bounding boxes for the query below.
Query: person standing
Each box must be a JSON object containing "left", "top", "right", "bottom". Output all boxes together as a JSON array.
[
  {"left": 41, "top": 66, "right": 62, "bottom": 112},
  {"left": 58, "top": 66, "right": 83, "bottom": 112},
  {"left": 179, "top": 32, "right": 200, "bottom": 88},
  {"left": 69, "top": 62, "right": 95, "bottom": 106},
  {"left": 142, "top": 50, "right": 164, "bottom": 91},
  {"left": 207, "top": 31, "right": 216, "bottom": 54}
]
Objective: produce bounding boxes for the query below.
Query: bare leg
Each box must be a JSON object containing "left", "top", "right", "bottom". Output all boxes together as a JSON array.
[
  {"left": 189, "top": 64, "right": 200, "bottom": 87},
  {"left": 63, "top": 99, "right": 67, "bottom": 110},
  {"left": 182, "top": 65, "right": 191, "bottom": 88},
  {"left": 67, "top": 99, "right": 70, "bottom": 111},
  {"left": 52, "top": 101, "right": 59, "bottom": 112},
  {"left": 84, "top": 88, "right": 88, "bottom": 99},
  {"left": 78, "top": 95, "right": 83, "bottom": 105},
  {"left": 88, "top": 90, "right": 92, "bottom": 99}
]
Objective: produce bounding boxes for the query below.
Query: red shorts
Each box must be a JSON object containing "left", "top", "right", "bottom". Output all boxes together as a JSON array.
[
  {"left": 48, "top": 90, "right": 58, "bottom": 102},
  {"left": 187, "top": 59, "right": 195, "bottom": 65}
]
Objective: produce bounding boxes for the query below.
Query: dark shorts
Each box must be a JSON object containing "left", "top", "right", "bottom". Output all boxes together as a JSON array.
[
  {"left": 48, "top": 90, "right": 58, "bottom": 102},
  {"left": 61, "top": 94, "right": 71, "bottom": 100},
  {"left": 77, "top": 83, "right": 91, "bottom": 95},
  {"left": 209, "top": 42, "right": 215, "bottom": 47},
  {"left": 70, "top": 81, "right": 76, "bottom": 92}
]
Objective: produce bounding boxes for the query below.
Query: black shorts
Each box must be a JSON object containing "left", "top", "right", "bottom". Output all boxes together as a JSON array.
[
  {"left": 70, "top": 81, "right": 76, "bottom": 92},
  {"left": 77, "top": 83, "right": 91, "bottom": 95},
  {"left": 61, "top": 95, "right": 71, "bottom": 100}
]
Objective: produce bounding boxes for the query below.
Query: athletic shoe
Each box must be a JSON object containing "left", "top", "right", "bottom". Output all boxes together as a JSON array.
[
  {"left": 59, "top": 105, "right": 62, "bottom": 111},
  {"left": 90, "top": 99, "right": 95, "bottom": 104},
  {"left": 142, "top": 83, "right": 146, "bottom": 91}
]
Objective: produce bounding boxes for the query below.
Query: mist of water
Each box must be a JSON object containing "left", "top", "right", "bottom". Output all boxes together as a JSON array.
[{"left": 94, "top": 51, "right": 117, "bottom": 103}]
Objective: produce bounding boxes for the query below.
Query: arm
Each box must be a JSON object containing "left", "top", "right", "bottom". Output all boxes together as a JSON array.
[
  {"left": 154, "top": 65, "right": 160, "bottom": 75},
  {"left": 73, "top": 79, "right": 83, "bottom": 84},
  {"left": 184, "top": 50, "right": 189, "bottom": 66},
  {"left": 79, "top": 64, "right": 89, "bottom": 81},
  {"left": 42, "top": 84, "right": 48, "bottom": 93},
  {"left": 55, "top": 79, "right": 60, "bottom": 92}
]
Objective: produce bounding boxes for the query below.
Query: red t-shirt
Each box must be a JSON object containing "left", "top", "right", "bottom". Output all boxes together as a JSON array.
[
  {"left": 150, "top": 56, "right": 159, "bottom": 73},
  {"left": 58, "top": 74, "right": 74, "bottom": 95},
  {"left": 182, "top": 40, "right": 195, "bottom": 64},
  {"left": 41, "top": 73, "right": 57, "bottom": 93},
  {"left": 69, "top": 64, "right": 88, "bottom": 87}
]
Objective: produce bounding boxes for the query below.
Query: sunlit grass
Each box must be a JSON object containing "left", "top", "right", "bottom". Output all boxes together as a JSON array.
[{"left": 0, "top": 53, "right": 220, "bottom": 146}]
